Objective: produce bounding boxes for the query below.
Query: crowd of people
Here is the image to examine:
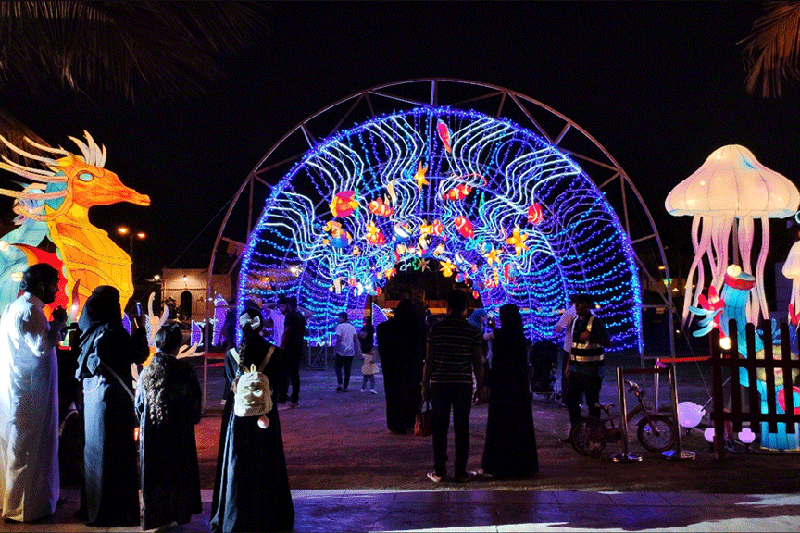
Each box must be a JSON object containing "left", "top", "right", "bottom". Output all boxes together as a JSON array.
[{"left": 0, "top": 264, "right": 610, "bottom": 530}]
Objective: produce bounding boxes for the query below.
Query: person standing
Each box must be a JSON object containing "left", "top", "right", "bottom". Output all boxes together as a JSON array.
[
  {"left": 481, "top": 304, "right": 538, "bottom": 479},
  {"left": 334, "top": 312, "right": 358, "bottom": 392},
  {"left": 376, "top": 299, "right": 426, "bottom": 433},
  {"left": 554, "top": 299, "right": 577, "bottom": 401},
  {"left": 0, "top": 264, "right": 66, "bottom": 522},
  {"left": 136, "top": 324, "right": 202, "bottom": 530},
  {"left": 278, "top": 296, "right": 307, "bottom": 407},
  {"left": 210, "top": 308, "right": 294, "bottom": 532},
  {"left": 422, "top": 290, "right": 485, "bottom": 483},
  {"left": 563, "top": 293, "right": 611, "bottom": 437},
  {"left": 76, "top": 285, "right": 148, "bottom": 527}
]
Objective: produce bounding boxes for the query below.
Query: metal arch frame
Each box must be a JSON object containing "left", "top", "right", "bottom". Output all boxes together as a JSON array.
[{"left": 203, "top": 79, "right": 675, "bottom": 408}]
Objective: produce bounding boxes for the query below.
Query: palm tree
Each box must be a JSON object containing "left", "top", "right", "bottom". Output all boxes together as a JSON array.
[
  {"left": 740, "top": 1, "right": 800, "bottom": 98},
  {"left": 0, "top": 1, "right": 268, "bottom": 159}
]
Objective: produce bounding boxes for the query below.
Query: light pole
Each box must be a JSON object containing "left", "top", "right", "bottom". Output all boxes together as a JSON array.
[{"left": 118, "top": 226, "right": 146, "bottom": 279}]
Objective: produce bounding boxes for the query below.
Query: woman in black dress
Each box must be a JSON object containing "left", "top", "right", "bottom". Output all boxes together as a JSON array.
[
  {"left": 136, "top": 323, "right": 203, "bottom": 530},
  {"left": 210, "top": 307, "right": 294, "bottom": 532},
  {"left": 480, "top": 303, "right": 539, "bottom": 479},
  {"left": 76, "top": 286, "right": 148, "bottom": 526}
]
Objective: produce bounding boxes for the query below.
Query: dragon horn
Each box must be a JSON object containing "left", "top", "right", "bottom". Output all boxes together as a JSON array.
[
  {"left": 68, "top": 135, "right": 91, "bottom": 164},
  {"left": 0, "top": 134, "right": 59, "bottom": 167},
  {"left": 22, "top": 137, "right": 69, "bottom": 157},
  {"left": 1, "top": 155, "right": 59, "bottom": 178}
]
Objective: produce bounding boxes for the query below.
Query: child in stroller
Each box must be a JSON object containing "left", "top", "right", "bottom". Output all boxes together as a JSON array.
[{"left": 529, "top": 340, "right": 559, "bottom": 401}]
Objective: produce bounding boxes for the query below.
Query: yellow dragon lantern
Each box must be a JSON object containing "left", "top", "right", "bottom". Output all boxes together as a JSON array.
[{"left": 0, "top": 132, "right": 150, "bottom": 316}]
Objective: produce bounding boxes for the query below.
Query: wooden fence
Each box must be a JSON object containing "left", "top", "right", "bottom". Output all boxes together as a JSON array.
[{"left": 708, "top": 320, "right": 800, "bottom": 459}]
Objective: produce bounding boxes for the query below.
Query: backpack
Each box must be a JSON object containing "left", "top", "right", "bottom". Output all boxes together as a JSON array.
[{"left": 230, "top": 345, "right": 275, "bottom": 420}]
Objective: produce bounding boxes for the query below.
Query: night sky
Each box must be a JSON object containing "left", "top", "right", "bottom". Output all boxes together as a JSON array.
[{"left": 3, "top": 1, "right": 800, "bottom": 274}]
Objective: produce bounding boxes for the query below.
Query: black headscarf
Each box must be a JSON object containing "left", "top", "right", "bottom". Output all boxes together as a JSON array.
[
  {"left": 494, "top": 304, "right": 528, "bottom": 368},
  {"left": 78, "top": 285, "right": 122, "bottom": 334}
]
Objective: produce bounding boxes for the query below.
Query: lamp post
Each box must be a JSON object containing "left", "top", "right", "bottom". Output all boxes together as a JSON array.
[{"left": 117, "top": 226, "right": 146, "bottom": 279}]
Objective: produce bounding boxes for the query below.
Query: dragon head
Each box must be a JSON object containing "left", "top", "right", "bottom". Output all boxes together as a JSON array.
[{"left": 0, "top": 131, "right": 150, "bottom": 218}]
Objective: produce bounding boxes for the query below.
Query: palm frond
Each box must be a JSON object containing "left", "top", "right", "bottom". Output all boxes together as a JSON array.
[
  {"left": 0, "top": 1, "right": 270, "bottom": 102},
  {"left": 0, "top": 108, "right": 50, "bottom": 166},
  {"left": 740, "top": 1, "right": 800, "bottom": 98}
]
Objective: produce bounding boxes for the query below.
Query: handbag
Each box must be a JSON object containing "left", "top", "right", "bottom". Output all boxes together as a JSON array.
[{"left": 414, "top": 399, "right": 433, "bottom": 437}]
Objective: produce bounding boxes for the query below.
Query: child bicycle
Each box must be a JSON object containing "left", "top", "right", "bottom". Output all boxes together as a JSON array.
[{"left": 570, "top": 379, "right": 675, "bottom": 457}]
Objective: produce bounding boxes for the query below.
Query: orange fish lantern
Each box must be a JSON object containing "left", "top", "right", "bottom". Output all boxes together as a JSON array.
[
  {"left": 454, "top": 216, "right": 474, "bottom": 238},
  {"left": 430, "top": 219, "right": 445, "bottom": 236},
  {"left": 330, "top": 191, "right": 358, "bottom": 217},
  {"left": 365, "top": 221, "right": 386, "bottom": 245},
  {"left": 443, "top": 183, "right": 471, "bottom": 201},
  {"left": 368, "top": 197, "right": 395, "bottom": 217},
  {"left": 436, "top": 120, "right": 452, "bottom": 154},
  {"left": 527, "top": 203, "right": 544, "bottom": 225}
]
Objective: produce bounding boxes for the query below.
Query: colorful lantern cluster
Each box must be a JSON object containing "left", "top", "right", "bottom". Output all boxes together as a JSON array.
[{"left": 240, "top": 107, "right": 642, "bottom": 352}]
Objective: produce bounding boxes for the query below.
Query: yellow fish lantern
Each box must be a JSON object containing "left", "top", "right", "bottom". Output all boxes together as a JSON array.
[{"left": 0, "top": 132, "right": 150, "bottom": 313}]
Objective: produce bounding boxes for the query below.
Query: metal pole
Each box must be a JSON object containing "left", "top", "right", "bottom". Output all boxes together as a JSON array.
[
  {"left": 611, "top": 367, "right": 642, "bottom": 462},
  {"left": 663, "top": 365, "right": 695, "bottom": 460}
]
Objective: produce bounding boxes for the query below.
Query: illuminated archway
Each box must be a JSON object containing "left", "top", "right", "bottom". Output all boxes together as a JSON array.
[{"left": 210, "top": 81, "right": 673, "bottom": 356}]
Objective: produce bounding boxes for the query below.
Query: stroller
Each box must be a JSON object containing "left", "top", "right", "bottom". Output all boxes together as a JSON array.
[{"left": 529, "top": 340, "right": 559, "bottom": 401}]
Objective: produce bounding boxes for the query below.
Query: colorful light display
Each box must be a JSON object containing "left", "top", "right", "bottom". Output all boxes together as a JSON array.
[{"left": 239, "top": 107, "right": 642, "bottom": 352}]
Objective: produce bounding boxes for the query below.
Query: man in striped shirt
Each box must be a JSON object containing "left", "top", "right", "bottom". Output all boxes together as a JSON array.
[{"left": 421, "top": 290, "right": 485, "bottom": 483}]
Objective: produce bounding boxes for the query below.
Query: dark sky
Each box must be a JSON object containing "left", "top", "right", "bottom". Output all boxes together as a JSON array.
[{"left": 3, "top": 1, "right": 800, "bottom": 273}]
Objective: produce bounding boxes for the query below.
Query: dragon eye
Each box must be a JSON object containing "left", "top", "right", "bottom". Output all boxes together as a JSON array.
[{"left": 79, "top": 172, "right": 94, "bottom": 182}]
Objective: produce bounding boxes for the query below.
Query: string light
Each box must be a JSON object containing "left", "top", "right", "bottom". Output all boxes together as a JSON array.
[{"left": 238, "top": 107, "right": 643, "bottom": 352}]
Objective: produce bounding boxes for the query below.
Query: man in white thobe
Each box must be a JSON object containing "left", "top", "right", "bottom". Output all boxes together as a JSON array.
[{"left": 0, "top": 264, "right": 65, "bottom": 522}]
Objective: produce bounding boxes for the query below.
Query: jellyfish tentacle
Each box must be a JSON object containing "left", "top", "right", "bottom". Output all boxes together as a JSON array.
[
  {"left": 683, "top": 215, "right": 712, "bottom": 325},
  {"left": 754, "top": 216, "right": 770, "bottom": 323}
]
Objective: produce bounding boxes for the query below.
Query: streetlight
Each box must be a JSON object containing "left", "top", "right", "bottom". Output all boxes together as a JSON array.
[{"left": 118, "top": 226, "right": 146, "bottom": 279}]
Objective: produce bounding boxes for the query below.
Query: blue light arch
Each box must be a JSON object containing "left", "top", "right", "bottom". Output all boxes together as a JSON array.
[{"left": 237, "top": 105, "right": 642, "bottom": 353}]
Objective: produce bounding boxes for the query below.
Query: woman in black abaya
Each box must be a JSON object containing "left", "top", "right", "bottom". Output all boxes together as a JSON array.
[
  {"left": 376, "top": 299, "right": 425, "bottom": 434},
  {"left": 136, "top": 323, "right": 203, "bottom": 530},
  {"left": 480, "top": 303, "right": 539, "bottom": 479},
  {"left": 76, "top": 286, "right": 148, "bottom": 526},
  {"left": 210, "top": 307, "right": 294, "bottom": 533}
]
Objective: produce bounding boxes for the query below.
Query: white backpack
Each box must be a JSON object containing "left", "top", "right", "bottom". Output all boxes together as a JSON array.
[{"left": 230, "top": 345, "right": 275, "bottom": 421}]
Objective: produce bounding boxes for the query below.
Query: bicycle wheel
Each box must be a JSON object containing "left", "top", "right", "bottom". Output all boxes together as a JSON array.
[
  {"left": 570, "top": 416, "right": 607, "bottom": 456},
  {"left": 637, "top": 415, "right": 675, "bottom": 452}
]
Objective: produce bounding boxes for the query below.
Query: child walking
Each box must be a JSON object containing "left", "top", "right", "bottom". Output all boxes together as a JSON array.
[{"left": 361, "top": 350, "right": 378, "bottom": 393}]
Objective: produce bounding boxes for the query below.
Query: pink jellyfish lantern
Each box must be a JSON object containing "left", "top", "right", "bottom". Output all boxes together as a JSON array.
[{"left": 666, "top": 145, "right": 799, "bottom": 325}]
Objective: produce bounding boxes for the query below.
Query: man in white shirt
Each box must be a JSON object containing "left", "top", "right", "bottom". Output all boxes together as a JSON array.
[
  {"left": 334, "top": 312, "right": 358, "bottom": 392},
  {"left": 0, "top": 264, "right": 66, "bottom": 522}
]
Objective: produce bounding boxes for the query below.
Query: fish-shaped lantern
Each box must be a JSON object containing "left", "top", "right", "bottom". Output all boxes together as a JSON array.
[
  {"left": 368, "top": 197, "right": 395, "bottom": 217},
  {"left": 454, "top": 216, "right": 474, "bottom": 238},
  {"left": 443, "top": 183, "right": 471, "bottom": 201},
  {"left": 436, "top": 120, "right": 452, "bottom": 154},
  {"left": 330, "top": 191, "right": 359, "bottom": 217},
  {"left": 365, "top": 221, "right": 386, "bottom": 245},
  {"left": 527, "top": 203, "right": 544, "bottom": 225}
]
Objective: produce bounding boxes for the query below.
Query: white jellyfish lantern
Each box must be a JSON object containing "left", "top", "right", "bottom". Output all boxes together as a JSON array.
[{"left": 666, "top": 145, "right": 800, "bottom": 325}]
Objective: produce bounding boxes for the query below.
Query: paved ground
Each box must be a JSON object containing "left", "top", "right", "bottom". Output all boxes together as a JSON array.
[{"left": 7, "top": 352, "right": 800, "bottom": 532}]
